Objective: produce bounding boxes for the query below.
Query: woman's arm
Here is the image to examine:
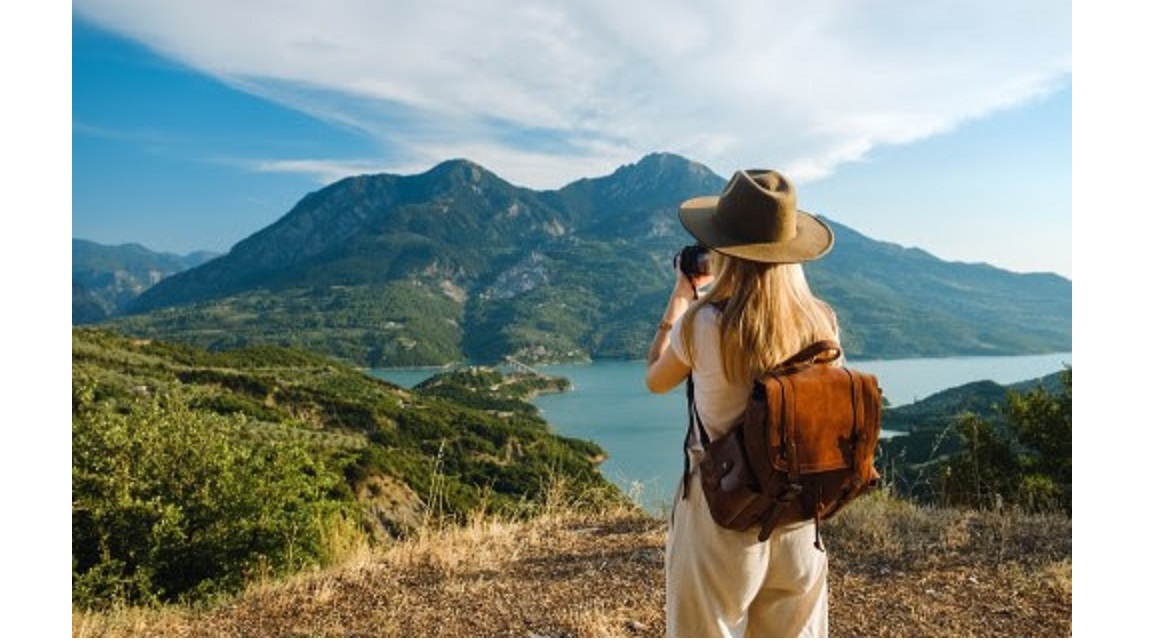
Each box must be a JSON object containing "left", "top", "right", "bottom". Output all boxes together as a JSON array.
[
  {"left": 647, "top": 335, "right": 691, "bottom": 394},
  {"left": 646, "top": 270, "right": 706, "bottom": 394}
]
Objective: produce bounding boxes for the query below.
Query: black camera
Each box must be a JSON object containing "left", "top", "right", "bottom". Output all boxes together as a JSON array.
[{"left": 676, "top": 244, "right": 712, "bottom": 278}]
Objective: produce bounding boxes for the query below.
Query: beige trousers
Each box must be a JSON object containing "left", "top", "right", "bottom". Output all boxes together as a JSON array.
[{"left": 665, "top": 471, "right": 829, "bottom": 638}]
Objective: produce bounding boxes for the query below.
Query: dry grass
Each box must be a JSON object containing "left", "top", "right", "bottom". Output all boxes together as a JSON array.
[{"left": 73, "top": 491, "right": 1070, "bottom": 638}]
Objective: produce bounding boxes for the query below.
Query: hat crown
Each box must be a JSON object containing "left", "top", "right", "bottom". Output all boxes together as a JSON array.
[
  {"left": 677, "top": 167, "right": 833, "bottom": 263},
  {"left": 716, "top": 169, "right": 798, "bottom": 244}
]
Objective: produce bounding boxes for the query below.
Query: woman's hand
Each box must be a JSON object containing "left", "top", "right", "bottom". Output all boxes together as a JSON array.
[
  {"left": 671, "top": 256, "right": 715, "bottom": 301},
  {"left": 646, "top": 261, "right": 712, "bottom": 393}
]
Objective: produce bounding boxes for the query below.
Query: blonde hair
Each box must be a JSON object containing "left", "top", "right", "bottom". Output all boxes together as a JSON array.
[{"left": 681, "top": 253, "right": 839, "bottom": 382}]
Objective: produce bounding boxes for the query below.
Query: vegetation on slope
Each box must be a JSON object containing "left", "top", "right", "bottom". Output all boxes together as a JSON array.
[
  {"left": 72, "top": 239, "right": 218, "bottom": 323},
  {"left": 103, "top": 281, "right": 464, "bottom": 367},
  {"left": 880, "top": 367, "right": 1072, "bottom": 514},
  {"left": 72, "top": 328, "right": 624, "bottom": 607}
]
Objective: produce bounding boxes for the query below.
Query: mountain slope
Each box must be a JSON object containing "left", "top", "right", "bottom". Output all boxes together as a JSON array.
[
  {"left": 807, "top": 222, "right": 1070, "bottom": 356},
  {"left": 73, "top": 327, "right": 621, "bottom": 535},
  {"left": 129, "top": 159, "right": 573, "bottom": 309},
  {"left": 101, "top": 154, "right": 1071, "bottom": 366}
]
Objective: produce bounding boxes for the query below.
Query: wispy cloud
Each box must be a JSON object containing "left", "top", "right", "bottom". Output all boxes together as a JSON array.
[
  {"left": 246, "top": 158, "right": 395, "bottom": 185},
  {"left": 74, "top": 0, "right": 1070, "bottom": 188},
  {"left": 72, "top": 120, "right": 184, "bottom": 146}
]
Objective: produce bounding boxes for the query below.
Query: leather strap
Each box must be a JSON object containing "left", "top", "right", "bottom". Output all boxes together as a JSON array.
[
  {"left": 780, "top": 372, "right": 800, "bottom": 485},
  {"left": 849, "top": 368, "right": 866, "bottom": 491},
  {"left": 681, "top": 375, "right": 697, "bottom": 499},
  {"left": 776, "top": 340, "right": 842, "bottom": 373},
  {"left": 683, "top": 373, "right": 716, "bottom": 499}
]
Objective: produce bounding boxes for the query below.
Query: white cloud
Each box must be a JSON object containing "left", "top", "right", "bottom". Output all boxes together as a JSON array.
[
  {"left": 73, "top": 0, "right": 1070, "bottom": 188},
  {"left": 246, "top": 158, "right": 392, "bottom": 185}
]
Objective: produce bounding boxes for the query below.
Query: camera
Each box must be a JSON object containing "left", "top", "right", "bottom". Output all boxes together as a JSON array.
[{"left": 676, "top": 244, "right": 712, "bottom": 278}]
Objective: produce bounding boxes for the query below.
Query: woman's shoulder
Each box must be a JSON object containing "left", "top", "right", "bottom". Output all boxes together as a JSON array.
[
  {"left": 698, "top": 300, "right": 725, "bottom": 322},
  {"left": 681, "top": 300, "right": 722, "bottom": 339}
]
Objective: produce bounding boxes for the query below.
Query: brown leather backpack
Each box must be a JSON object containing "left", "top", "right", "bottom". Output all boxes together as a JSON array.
[{"left": 684, "top": 340, "right": 882, "bottom": 548}]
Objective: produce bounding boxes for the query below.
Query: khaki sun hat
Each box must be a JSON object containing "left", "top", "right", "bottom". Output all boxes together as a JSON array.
[{"left": 678, "top": 169, "right": 834, "bottom": 263}]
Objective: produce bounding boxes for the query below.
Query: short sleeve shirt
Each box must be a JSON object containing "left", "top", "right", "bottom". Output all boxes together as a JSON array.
[{"left": 668, "top": 304, "right": 753, "bottom": 449}]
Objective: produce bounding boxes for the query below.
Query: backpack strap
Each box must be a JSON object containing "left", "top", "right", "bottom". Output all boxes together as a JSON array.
[
  {"left": 680, "top": 295, "right": 714, "bottom": 500},
  {"left": 776, "top": 340, "right": 842, "bottom": 372},
  {"left": 681, "top": 374, "right": 710, "bottom": 499}
]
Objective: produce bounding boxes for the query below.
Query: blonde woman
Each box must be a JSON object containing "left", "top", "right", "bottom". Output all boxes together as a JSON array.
[{"left": 647, "top": 169, "right": 840, "bottom": 637}]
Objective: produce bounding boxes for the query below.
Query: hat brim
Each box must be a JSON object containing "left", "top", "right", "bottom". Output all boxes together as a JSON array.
[{"left": 679, "top": 196, "right": 834, "bottom": 263}]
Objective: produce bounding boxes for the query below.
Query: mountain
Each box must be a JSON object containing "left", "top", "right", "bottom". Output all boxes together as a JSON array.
[
  {"left": 72, "top": 239, "right": 219, "bottom": 323},
  {"left": 804, "top": 224, "right": 1070, "bottom": 356},
  {"left": 102, "top": 153, "right": 1071, "bottom": 366}
]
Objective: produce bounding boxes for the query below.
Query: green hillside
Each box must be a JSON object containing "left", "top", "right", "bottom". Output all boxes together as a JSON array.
[
  {"left": 72, "top": 327, "right": 623, "bottom": 605},
  {"left": 878, "top": 368, "right": 1071, "bottom": 505}
]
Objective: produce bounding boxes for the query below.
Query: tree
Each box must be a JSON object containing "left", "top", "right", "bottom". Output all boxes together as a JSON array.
[
  {"left": 936, "top": 367, "right": 1071, "bottom": 514},
  {"left": 1006, "top": 366, "right": 1072, "bottom": 513},
  {"left": 938, "top": 412, "right": 1020, "bottom": 510}
]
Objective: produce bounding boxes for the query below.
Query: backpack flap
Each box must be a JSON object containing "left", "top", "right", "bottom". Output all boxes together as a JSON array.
[{"left": 768, "top": 366, "right": 860, "bottom": 474}]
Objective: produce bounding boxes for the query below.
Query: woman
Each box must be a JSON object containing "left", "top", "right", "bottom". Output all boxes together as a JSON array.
[{"left": 646, "top": 169, "right": 840, "bottom": 637}]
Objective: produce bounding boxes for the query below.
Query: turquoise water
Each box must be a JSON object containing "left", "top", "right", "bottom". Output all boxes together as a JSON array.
[{"left": 372, "top": 352, "right": 1072, "bottom": 515}]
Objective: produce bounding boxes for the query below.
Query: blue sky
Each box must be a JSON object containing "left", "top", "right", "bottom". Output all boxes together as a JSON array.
[{"left": 72, "top": 1, "right": 1071, "bottom": 277}]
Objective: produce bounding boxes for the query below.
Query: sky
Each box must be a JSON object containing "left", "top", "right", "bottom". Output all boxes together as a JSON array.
[{"left": 71, "top": 0, "right": 1072, "bottom": 278}]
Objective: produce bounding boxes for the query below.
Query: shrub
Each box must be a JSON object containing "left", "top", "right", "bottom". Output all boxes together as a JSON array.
[
  {"left": 72, "top": 387, "right": 349, "bottom": 607},
  {"left": 935, "top": 367, "right": 1071, "bottom": 514}
]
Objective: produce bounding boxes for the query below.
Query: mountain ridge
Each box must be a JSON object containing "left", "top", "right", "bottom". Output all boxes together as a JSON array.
[{"left": 88, "top": 152, "right": 1071, "bottom": 366}]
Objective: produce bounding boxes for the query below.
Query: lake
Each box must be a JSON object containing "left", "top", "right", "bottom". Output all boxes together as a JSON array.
[{"left": 372, "top": 351, "right": 1071, "bottom": 515}]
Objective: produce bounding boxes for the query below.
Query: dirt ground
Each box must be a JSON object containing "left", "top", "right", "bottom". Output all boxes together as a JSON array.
[{"left": 73, "top": 496, "right": 1071, "bottom": 637}]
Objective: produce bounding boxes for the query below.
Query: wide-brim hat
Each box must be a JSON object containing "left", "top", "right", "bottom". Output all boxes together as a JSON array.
[{"left": 679, "top": 169, "right": 834, "bottom": 263}]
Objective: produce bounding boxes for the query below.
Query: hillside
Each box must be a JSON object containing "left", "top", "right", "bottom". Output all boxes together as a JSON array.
[
  {"left": 879, "top": 368, "right": 1068, "bottom": 462},
  {"left": 93, "top": 153, "right": 1071, "bottom": 366},
  {"left": 73, "top": 328, "right": 626, "bottom": 605},
  {"left": 73, "top": 493, "right": 1072, "bottom": 637},
  {"left": 73, "top": 327, "right": 619, "bottom": 525}
]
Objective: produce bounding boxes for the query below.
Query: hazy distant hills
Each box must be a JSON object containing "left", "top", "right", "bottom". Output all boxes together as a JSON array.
[
  {"left": 72, "top": 239, "right": 219, "bottom": 323},
  {"left": 85, "top": 153, "right": 1071, "bottom": 366}
]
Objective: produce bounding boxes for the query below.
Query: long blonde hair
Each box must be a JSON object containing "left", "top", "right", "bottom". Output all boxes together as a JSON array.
[{"left": 681, "top": 253, "right": 839, "bottom": 382}]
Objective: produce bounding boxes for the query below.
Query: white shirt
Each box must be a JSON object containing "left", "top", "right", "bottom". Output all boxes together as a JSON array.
[{"left": 669, "top": 304, "right": 753, "bottom": 449}]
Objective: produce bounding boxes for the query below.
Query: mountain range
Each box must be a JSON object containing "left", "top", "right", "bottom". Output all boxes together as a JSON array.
[
  {"left": 79, "top": 153, "right": 1071, "bottom": 367},
  {"left": 72, "top": 239, "right": 219, "bottom": 323}
]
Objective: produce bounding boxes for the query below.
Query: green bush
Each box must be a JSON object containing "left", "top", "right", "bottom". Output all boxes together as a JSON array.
[
  {"left": 72, "top": 387, "right": 348, "bottom": 607},
  {"left": 935, "top": 367, "right": 1071, "bottom": 514}
]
